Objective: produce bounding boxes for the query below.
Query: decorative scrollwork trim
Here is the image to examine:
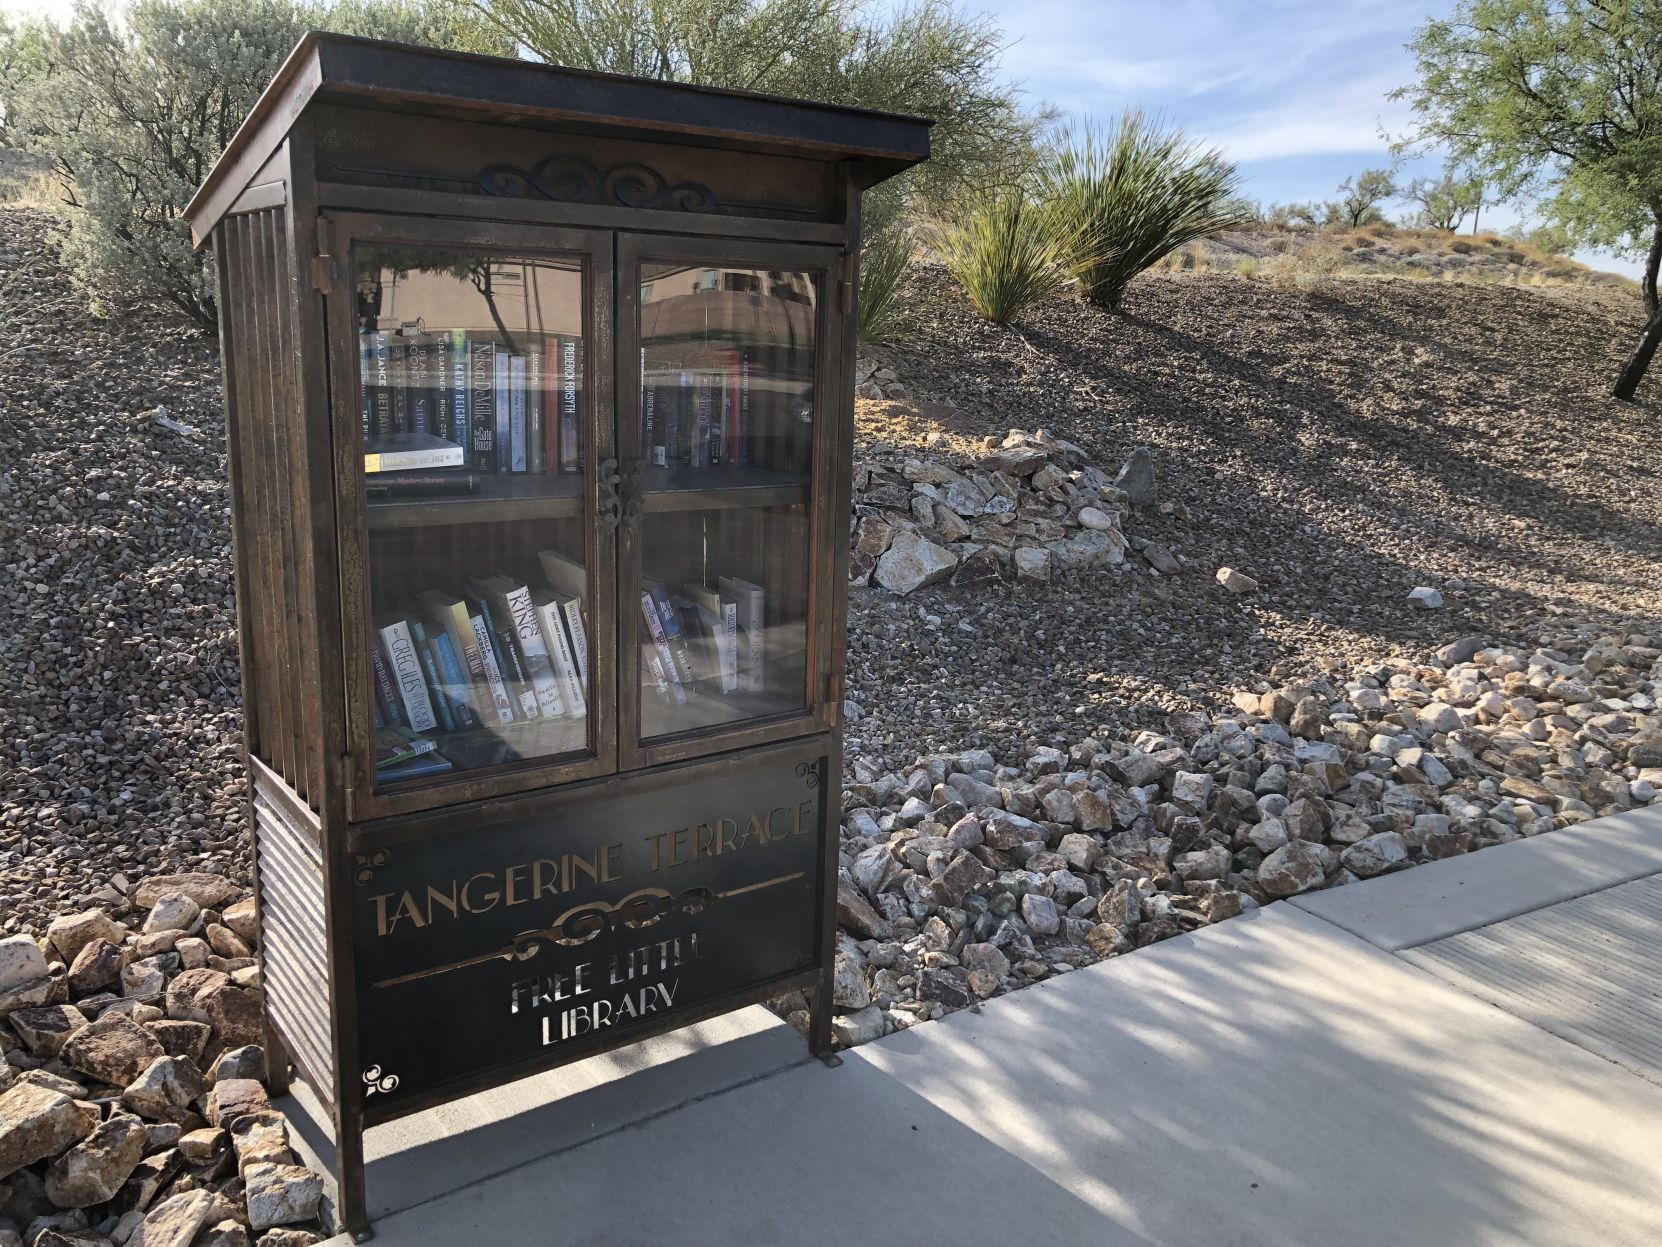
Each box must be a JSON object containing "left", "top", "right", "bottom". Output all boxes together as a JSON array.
[
  {"left": 795, "top": 760, "right": 820, "bottom": 790},
  {"left": 353, "top": 850, "right": 391, "bottom": 886},
  {"left": 363, "top": 1065, "right": 400, "bottom": 1096},
  {"left": 477, "top": 156, "right": 716, "bottom": 212},
  {"left": 599, "top": 457, "right": 623, "bottom": 532}
]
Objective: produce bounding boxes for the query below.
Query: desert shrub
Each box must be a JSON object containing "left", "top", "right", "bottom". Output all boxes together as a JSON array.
[
  {"left": 0, "top": 0, "right": 508, "bottom": 325},
  {"left": 1503, "top": 249, "right": 1526, "bottom": 265},
  {"left": 1038, "top": 110, "right": 1245, "bottom": 311},
  {"left": 857, "top": 189, "right": 915, "bottom": 342},
  {"left": 938, "top": 184, "right": 1085, "bottom": 324},
  {"left": 1233, "top": 258, "right": 1259, "bottom": 279},
  {"left": 1449, "top": 239, "right": 1475, "bottom": 254}
]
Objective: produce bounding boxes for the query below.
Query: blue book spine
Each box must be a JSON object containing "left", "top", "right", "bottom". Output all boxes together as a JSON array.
[{"left": 432, "top": 631, "right": 480, "bottom": 729}]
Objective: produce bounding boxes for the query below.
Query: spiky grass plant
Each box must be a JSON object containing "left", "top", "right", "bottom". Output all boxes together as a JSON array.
[
  {"left": 1040, "top": 111, "right": 1246, "bottom": 310},
  {"left": 858, "top": 214, "right": 915, "bottom": 342},
  {"left": 938, "top": 185, "right": 1085, "bottom": 324}
]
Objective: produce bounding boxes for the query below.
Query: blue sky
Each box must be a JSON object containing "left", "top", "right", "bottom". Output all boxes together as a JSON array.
[{"left": 978, "top": 0, "right": 1642, "bottom": 277}]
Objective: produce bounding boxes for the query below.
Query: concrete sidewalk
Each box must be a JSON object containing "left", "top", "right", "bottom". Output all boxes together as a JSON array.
[{"left": 305, "top": 805, "right": 1662, "bottom": 1246}]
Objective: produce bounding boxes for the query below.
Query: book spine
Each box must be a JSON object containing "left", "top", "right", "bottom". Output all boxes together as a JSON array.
[
  {"left": 389, "top": 337, "right": 409, "bottom": 434},
  {"left": 640, "top": 593, "right": 687, "bottom": 704},
  {"left": 527, "top": 344, "right": 545, "bottom": 475},
  {"left": 417, "top": 641, "right": 455, "bottom": 733},
  {"left": 469, "top": 612, "right": 516, "bottom": 724},
  {"left": 561, "top": 599, "right": 590, "bottom": 692},
  {"left": 644, "top": 643, "right": 675, "bottom": 707},
  {"left": 720, "top": 601, "right": 739, "bottom": 693},
  {"left": 477, "top": 595, "right": 537, "bottom": 719},
  {"left": 407, "top": 335, "right": 434, "bottom": 435},
  {"left": 431, "top": 630, "right": 481, "bottom": 729},
  {"left": 493, "top": 350, "right": 511, "bottom": 475},
  {"left": 559, "top": 335, "right": 581, "bottom": 473},
  {"left": 433, "top": 334, "right": 451, "bottom": 443},
  {"left": 450, "top": 328, "right": 470, "bottom": 465},
  {"left": 408, "top": 619, "right": 454, "bottom": 733},
  {"left": 380, "top": 618, "right": 438, "bottom": 733},
  {"left": 469, "top": 338, "right": 496, "bottom": 474},
  {"left": 642, "top": 348, "right": 659, "bottom": 468},
  {"left": 509, "top": 355, "right": 528, "bottom": 473},
  {"left": 372, "top": 332, "right": 394, "bottom": 437},
  {"left": 742, "top": 586, "right": 765, "bottom": 691},
  {"left": 370, "top": 638, "right": 404, "bottom": 728},
  {"left": 539, "top": 600, "right": 587, "bottom": 718},
  {"left": 359, "top": 331, "right": 372, "bottom": 443},
  {"left": 504, "top": 585, "right": 565, "bottom": 718},
  {"left": 737, "top": 348, "right": 751, "bottom": 467},
  {"left": 363, "top": 444, "right": 466, "bottom": 474},
  {"left": 696, "top": 372, "right": 712, "bottom": 467},
  {"left": 651, "top": 585, "right": 698, "bottom": 689}
]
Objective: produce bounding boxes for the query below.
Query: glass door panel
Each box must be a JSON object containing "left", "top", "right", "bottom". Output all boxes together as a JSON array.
[
  {"left": 353, "top": 243, "right": 599, "bottom": 793},
  {"left": 634, "top": 260, "right": 820, "bottom": 742}
]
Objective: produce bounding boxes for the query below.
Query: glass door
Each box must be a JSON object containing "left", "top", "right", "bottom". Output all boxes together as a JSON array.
[
  {"left": 617, "top": 236, "right": 839, "bottom": 767},
  {"left": 329, "top": 215, "right": 616, "bottom": 817}
]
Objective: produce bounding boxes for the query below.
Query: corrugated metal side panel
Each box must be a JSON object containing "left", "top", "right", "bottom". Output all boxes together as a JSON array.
[{"left": 254, "top": 780, "right": 334, "bottom": 1109}]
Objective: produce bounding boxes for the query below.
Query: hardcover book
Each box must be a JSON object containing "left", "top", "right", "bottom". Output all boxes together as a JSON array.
[{"left": 364, "top": 432, "right": 465, "bottom": 474}]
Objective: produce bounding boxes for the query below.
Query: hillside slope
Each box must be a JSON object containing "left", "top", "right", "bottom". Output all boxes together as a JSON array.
[{"left": 844, "top": 265, "right": 1661, "bottom": 769}]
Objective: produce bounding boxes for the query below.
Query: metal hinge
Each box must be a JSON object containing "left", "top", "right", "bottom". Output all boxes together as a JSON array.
[{"left": 311, "top": 218, "right": 336, "bottom": 294}]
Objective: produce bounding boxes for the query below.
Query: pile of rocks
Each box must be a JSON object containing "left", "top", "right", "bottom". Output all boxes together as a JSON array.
[
  {"left": 812, "top": 633, "right": 1662, "bottom": 1047},
  {"left": 851, "top": 429, "right": 1172, "bottom": 595},
  {"left": 853, "top": 357, "right": 912, "bottom": 402},
  {"left": 0, "top": 874, "right": 327, "bottom": 1247}
]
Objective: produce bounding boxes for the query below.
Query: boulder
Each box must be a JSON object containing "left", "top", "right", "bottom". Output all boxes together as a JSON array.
[
  {"left": 1215, "top": 567, "right": 1259, "bottom": 595},
  {"left": 43, "top": 1114, "right": 147, "bottom": 1208},
  {"left": 0, "top": 939, "right": 48, "bottom": 996},
  {"left": 0, "top": 1083, "right": 98, "bottom": 1180},
  {"left": 44, "top": 913, "right": 125, "bottom": 965},
  {"left": 873, "top": 531, "right": 956, "bottom": 596},
  {"left": 121, "top": 1058, "right": 206, "bottom": 1122},
  {"left": 1113, "top": 446, "right": 1156, "bottom": 505},
  {"left": 126, "top": 1189, "right": 219, "bottom": 1247},
  {"left": 61, "top": 1015, "right": 166, "bottom": 1088},
  {"left": 7, "top": 1007, "right": 88, "bottom": 1059},
  {"left": 1257, "top": 841, "right": 1328, "bottom": 898},
  {"left": 1341, "top": 832, "right": 1410, "bottom": 879},
  {"left": 241, "top": 1163, "right": 323, "bottom": 1232},
  {"left": 133, "top": 876, "right": 238, "bottom": 912}
]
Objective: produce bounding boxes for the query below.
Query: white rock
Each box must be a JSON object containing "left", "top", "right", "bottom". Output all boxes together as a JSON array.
[
  {"left": 1076, "top": 506, "right": 1116, "bottom": 531},
  {"left": 0, "top": 936, "right": 48, "bottom": 994},
  {"left": 1215, "top": 567, "right": 1259, "bottom": 594},
  {"left": 873, "top": 531, "right": 957, "bottom": 596},
  {"left": 1408, "top": 586, "right": 1444, "bottom": 609},
  {"left": 142, "top": 893, "right": 200, "bottom": 935}
]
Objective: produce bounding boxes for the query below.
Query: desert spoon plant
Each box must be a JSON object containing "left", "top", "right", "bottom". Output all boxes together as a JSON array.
[
  {"left": 1040, "top": 110, "right": 1245, "bottom": 311},
  {"left": 939, "top": 183, "right": 1093, "bottom": 324}
]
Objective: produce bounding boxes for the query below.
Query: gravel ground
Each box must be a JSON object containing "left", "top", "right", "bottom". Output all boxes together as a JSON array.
[
  {"left": 845, "top": 264, "right": 1662, "bottom": 774},
  {"left": 3, "top": 202, "right": 1659, "bottom": 928},
  {"left": 1, "top": 209, "right": 245, "bottom": 935}
]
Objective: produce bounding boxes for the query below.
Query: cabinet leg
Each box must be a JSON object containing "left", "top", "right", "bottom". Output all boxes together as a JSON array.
[
  {"left": 809, "top": 965, "right": 841, "bottom": 1067},
  {"left": 333, "top": 1102, "right": 374, "bottom": 1242}
]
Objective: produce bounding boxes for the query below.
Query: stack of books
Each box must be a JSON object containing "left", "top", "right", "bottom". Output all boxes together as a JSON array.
[
  {"left": 638, "top": 574, "right": 768, "bottom": 709},
  {"left": 360, "top": 327, "right": 584, "bottom": 483},
  {"left": 371, "top": 550, "right": 590, "bottom": 782},
  {"left": 641, "top": 343, "right": 813, "bottom": 477}
]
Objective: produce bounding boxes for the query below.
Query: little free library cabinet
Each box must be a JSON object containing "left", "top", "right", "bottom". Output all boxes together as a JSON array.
[{"left": 185, "top": 33, "right": 928, "bottom": 1240}]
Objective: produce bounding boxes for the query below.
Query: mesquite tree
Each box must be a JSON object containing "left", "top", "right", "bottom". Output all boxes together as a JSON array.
[{"left": 1394, "top": 0, "right": 1662, "bottom": 401}]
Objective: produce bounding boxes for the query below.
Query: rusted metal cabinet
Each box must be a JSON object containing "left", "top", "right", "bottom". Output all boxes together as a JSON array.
[{"left": 186, "top": 33, "right": 927, "bottom": 1239}]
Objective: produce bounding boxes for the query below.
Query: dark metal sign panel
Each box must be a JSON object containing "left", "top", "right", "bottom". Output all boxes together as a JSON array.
[{"left": 351, "top": 755, "right": 824, "bottom": 1107}]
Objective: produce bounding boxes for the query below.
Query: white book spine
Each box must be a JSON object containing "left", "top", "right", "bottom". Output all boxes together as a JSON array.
[
  {"left": 381, "top": 619, "right": 438, "bottom": 732},
  {"left": 640, "top": 594, "right": 686, "bottom": 704},
  {"left": 537, "top": 600, "right": 588, "bottom": 718},
  {"left": 561, "top": 600, "right": 590, "bottom": 692},
  {"left": 470, "top": 613, "right": 515, "bottom": 724},
  {"left": 720, "top": 601, "right": 739, "bottom": 694},
  {"left": 645, "top": 647, "right": 674, "bottom": 705},
  {"left": 504, "top": 586, "right": 565, "bottom": 718}
]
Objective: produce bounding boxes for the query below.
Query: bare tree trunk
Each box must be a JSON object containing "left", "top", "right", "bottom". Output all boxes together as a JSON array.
[
  {"left": 1612, "top": 304, "right": 1662, "bottom": 402},
  {"left": 1643, "top": 219, "right": 1661, "bottom": 317}
]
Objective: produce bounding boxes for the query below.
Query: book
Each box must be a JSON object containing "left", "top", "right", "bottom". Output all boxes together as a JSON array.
[
  {"left": 448, "top": 328, "right": 470, "bottom": 460},
  {"left": 368, "top": 331, "right": 394, "bottom": 437},
  {"left": 369, "top": 636, "right": 403, "bottom": 728},
  {"left": 388, "top": 335, "right": 409, "bottom": 434},
  {"left": 695, "top": 371, "right": 713, "bottom": 467},
  {"left": 377, "top": 751, "right": 454, "bottom": 782},
  {"left": 641, "top": 348, "right": 658, "bottom": 467},
  {"left": 428, "top": 628, "right": 482, "bottom": 730},
  {"left": 374, "top": 614, "right": 439, "bottom": 733},
  {"left": 365, "top": 472, "right": 479, "bottom": 500},
  {"left": 686, "top": 583, "right": 739, "bottom": 694},
  {"left": 643, "top": 641, "right": 676, "bottom": 707},
  {"left": 467, "top": 591, "right": 536, "bottom": 721},
  {"left": 405, "top": 332, "right": 436, "bottom": 435},
  {"left": 476, "top": 575, "right": 566, "bottom": 720},
  {"left": 557, "top": 334, "right": 582, "bottom": 473},
  {"left": 509, "top": 354, "right": 528, "bottom": 473},
  {"left": 358, "top": 331, "right": 372, "bottom": 441},
  {"left": 469, "top": 609, "right": 517, "bottom": 724},
  {"left": 643, "top": 580, "right": 698, "bottom": 690},
  {"left": 376, "top": 724, "right": 437, "bottom": 770},
  {"left": 527, "top": 341, "right": 545, "bottom": 475},
  {"left": 639, "top": 590, "right": 687, "bottom": 705},
  {"left": 469, "top": 336, "right": 497, "bottom": 475},
  {"left": 407, "top": 619, "right": 455, "bottom": 733},
  {"left": 533, "top": 590, "right": 588, "bottom": 718},
  {"left": 672, "top": 595, "right": 721, "bottom": 687},
  {"left": 364, "top": 431, "right": 465, "bottom": 474},
  {"left": 719, "top": 575, "right": 766, "bottom": 692},
  {"left": 415, "top": 590, "right": 496, "bottom": 726},
  {"left": 537, "top": 551, "right": 590, "bottom": 690},
  {"left": 493, "top": 347, "right": 511, "bottom": 475}
]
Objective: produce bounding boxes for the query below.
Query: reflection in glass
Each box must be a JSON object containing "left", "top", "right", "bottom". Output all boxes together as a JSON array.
[
  {"left": 355, "top": 247, "right": 592, "bottom": 790},
  {"left": 637, "top": 265, "right": 816, "bottom": 740}
]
